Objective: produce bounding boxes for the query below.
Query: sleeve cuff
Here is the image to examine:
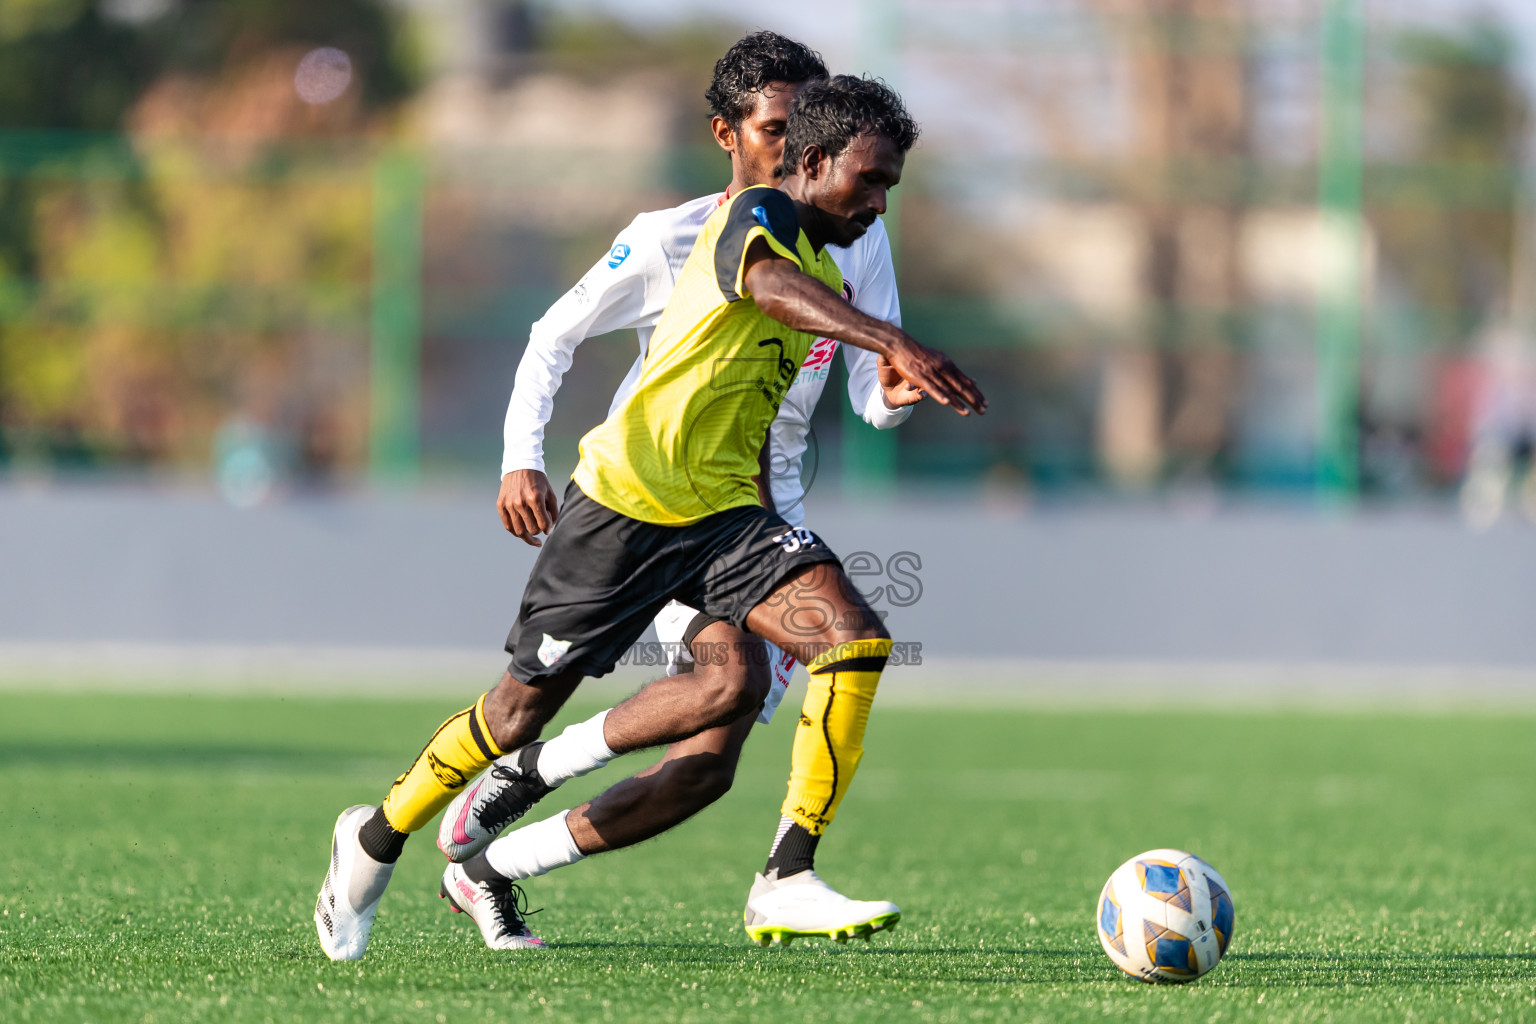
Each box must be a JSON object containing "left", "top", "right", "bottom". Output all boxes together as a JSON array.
[
  {"left": 500, "top": 455, "right": 547, "bottom": 478},
  {"left": 863, "top": 387, "right": 914, "bottom": 429}
]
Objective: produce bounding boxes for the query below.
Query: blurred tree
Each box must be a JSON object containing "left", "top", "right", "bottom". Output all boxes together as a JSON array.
[
  {"left": 0, "top": 0, "right": 414, "bottom": 257},
  {"left": 0, "top": 0, "right": 418, "bottom": 470},
  {"left": 1024, "top": 0, "right": 1252, "bottom": 487},
  {"left": 1378, "top": 20, "right": 1528, "bottom": 334},
  {"left": 0, "top": 2, "right": 151, "bottom": 131},
  {"left": 538, "top": 12, "right": 738, "bottom": 196},
  {"left": 1367, "top": 19, "right": 1530, "bottom": 494},
  {"left": 0, "top": 3, "right": 152, "bottom": 279},
  {"left": 156, "top": 0, "right": 416, "bottom": 109},
  {"left": 0, "top": 0, "right": 414, "bottom": 130}
]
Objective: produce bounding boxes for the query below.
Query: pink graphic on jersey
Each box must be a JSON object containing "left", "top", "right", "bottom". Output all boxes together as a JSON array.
[
  {"left": 773, "top": 650, "right": 798, "bottom": 690},
  {"left": 799, "top": 280, "right": 855, "bottom": 374},
  {"left": 802, "top": 336, "right": 838, "bottom": 372}
]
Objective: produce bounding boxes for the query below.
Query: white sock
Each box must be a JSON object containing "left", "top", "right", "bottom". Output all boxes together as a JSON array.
[
  {"left": 535, "top": 709, "right": 617, "bottom": 786},
  {"left": 483, "top": 809, "right": 585, "bottom": 880}
]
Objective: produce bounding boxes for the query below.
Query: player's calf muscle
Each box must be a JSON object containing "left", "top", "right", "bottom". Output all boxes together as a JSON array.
[
  {"left": 652, "top": 716, "right": 754, "bottom": 810},
  {"left": 579, "top": 752, "right": 735, "bottom": 850},
  {"left": 573, "top": 720, "right": 752, "bottom": 853}
]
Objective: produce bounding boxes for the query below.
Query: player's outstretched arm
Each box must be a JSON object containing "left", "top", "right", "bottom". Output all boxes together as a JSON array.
[{"left": 742, "top": 241, "right": 987, "bottom": 416}]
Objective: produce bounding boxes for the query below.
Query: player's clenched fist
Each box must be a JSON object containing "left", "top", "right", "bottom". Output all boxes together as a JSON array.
[{"left": 498, "top": 469, "right": 560, "bottom": 546}]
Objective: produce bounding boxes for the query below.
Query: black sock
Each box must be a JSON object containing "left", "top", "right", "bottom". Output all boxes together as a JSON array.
[
  {"left": 521, "top": 741, "right": 548, "bottom": 786},
  {"left": 463, "top": 849, "right": 508, "bottom": 885},
  {"left": 358, "top": 806, "right": 409, "bottom": 864},
  {"left": 763, "top": 818, "right": 819, "bottom": 879}
]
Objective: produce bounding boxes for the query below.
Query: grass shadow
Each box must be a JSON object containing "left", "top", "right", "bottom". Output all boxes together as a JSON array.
[{"left": 0, "top": 740, "right": 393, "bottom": 776}]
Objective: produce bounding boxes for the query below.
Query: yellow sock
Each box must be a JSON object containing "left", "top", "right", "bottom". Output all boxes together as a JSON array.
[
  {"left": 381, "top": 693, "right": 504, "bottom": 833},
  {"left": 781, "top": 638, "right": 892, "bottom": 836}
]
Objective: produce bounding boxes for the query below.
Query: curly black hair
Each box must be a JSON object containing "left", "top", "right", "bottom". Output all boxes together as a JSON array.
[
  {"left": 705, "top": 31, "right": 827, "bottom": 131},
  {"left": 781, "top": 74, "right": 920, "bottom": 173}
]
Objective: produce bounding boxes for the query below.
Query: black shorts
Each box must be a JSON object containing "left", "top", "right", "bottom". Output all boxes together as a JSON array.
[{"left": 504, "top": 482, "right": 838, "bottom": 685}]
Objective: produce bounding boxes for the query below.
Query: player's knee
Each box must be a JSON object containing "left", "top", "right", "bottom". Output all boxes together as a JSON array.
[
  {"left": 838, "top": 612, "right": 891, "bottom": 645},
  {"left": 740, "top": 655, "right": 773, "bottom": 709},
  {"left": 484, "top": 669, "right": 574, "bottom": 751},
  {"left": 694, "top": 659, "right": 770, "bottom": 723}
]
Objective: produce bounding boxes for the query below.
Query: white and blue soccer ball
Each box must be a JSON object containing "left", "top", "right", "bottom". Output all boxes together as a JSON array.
[{"left": 1095, "top": 848, "right": 1235, "bottom": 983}]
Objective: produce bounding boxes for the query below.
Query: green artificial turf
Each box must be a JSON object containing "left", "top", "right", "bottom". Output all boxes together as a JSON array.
[{"left": 2, "top": 689, "right": 1535, "bottom": 1023}]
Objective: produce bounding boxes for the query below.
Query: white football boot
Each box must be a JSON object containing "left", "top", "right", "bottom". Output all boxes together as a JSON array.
[
  {"left": 439, "top": 861, "right": 548, "bottom": 950},
  {"left": 437, "top": 744, "right": 551, "bottom": 862},
  {"left": 743, "top": 870, "right": 901, "bottom": 946},
  {"left": 314, "top": 805, "right": 396, "bottom": 960}
]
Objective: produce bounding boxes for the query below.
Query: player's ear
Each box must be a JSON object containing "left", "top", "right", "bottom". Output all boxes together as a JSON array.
[
  {"left": 711, "top": 116, "right": 736, "bottom": 154},
  {"left": 800, "top": 144, "right": 825, "bottom": 181}
]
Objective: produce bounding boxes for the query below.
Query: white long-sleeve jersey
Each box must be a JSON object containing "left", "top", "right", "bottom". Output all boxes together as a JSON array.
[{"left": 501, "top": 191, "right": 909, "bottom": 528}]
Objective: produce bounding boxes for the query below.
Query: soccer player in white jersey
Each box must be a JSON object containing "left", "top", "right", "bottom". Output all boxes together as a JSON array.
[{"left": 440, "top": 34, "right": 921, "bottom": 945}]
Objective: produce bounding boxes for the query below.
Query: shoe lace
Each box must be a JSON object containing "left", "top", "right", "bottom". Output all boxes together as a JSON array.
[
  {"left": 485, "top": 879, "right": 541, "bottom": 940},
  {"left": 479, "top": 760, "right": 551, "bottom": 833}
]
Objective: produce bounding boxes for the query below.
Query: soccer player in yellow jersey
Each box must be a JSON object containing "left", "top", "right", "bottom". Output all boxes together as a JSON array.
[{"left": 315, "top": 74, "right": 985, "bottom": 956}]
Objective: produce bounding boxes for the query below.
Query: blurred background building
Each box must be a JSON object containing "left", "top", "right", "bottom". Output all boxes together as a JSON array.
[{"left": 7, "top": 0, "right": 1536, "bottom": 677}]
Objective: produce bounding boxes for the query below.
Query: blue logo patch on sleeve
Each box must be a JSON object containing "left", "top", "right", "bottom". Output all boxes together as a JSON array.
[
  {"left": 752, "top": 206, "right": 771, "bottom": 230},
  {"left": 607, "top": 243, "right": 631, "bottom": 269}
]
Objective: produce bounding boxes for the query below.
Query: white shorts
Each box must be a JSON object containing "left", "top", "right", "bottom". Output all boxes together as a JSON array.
[{"left": 652, "top": 600, "right": 796, "bottom": 725}]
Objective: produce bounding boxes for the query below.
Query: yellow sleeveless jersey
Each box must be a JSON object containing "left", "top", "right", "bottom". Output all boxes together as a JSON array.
[{"left": 573, "top": 185, "right": 843, "bottom": 525}]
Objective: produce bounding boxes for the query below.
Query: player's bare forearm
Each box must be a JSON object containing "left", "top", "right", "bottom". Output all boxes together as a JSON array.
[
  {"left": 746, "top": 254, "right": 901, "bottom": 356},
  {"left": 743, "top": 244, "right": 988, "bottom": 416}
]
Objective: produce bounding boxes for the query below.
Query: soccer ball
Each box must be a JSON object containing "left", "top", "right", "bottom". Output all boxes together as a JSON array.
[{"left": 1095, "top": 848, "right": 1234, "bottom": 983}]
